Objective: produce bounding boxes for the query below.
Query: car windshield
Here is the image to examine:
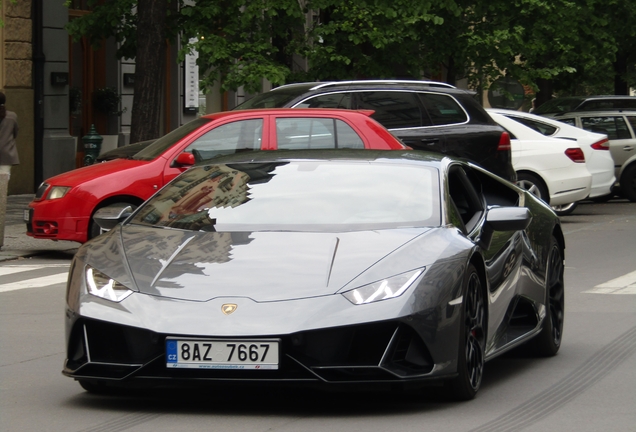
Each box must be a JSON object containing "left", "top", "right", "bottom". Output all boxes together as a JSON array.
[
  {"left": 133, "top": 118, "right": 213, "bottom": 161},
  {"left": 130, "top": 160, "right": 441, "bottom": 232},
  {"left": 234, "top": 84, "right": 316, "bottom": 109},
  {"left": 533, "top": 97, "right": 584, "bottom": 114}
]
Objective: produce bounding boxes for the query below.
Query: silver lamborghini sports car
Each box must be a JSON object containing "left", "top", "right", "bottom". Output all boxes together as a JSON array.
[{"left": 63, "top": 149, "right": 565, "bottom": 400}]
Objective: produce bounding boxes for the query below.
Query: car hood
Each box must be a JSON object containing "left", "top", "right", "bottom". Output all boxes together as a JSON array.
[
  {"left": 44, "top": 158, "right": 149, "bottom": 186},
  {"left": 96, "top": 140, "right": 155, "bottom": 161},
  {"left": 81, "top": 224, "right": 458, "bottom": 302}
]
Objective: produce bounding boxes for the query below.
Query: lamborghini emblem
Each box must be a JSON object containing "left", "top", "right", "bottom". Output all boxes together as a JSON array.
[{"left": 221, "top": 304, "right": 238, "bottom": 315}]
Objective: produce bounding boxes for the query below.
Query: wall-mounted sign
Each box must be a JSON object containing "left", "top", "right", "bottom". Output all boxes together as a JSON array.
[
  {"left": 184, "top": 38, "right": 200, "bottom": 114},
  {"left": 123, "top": 73, "right": 135, "bottom": 87},
  {"left": 50, "top": 72, "right": 69, "bottom": 86}
]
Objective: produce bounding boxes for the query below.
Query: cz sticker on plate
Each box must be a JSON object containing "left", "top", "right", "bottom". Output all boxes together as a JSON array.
[{"left": 166, "top": 338, "right": 280, "bottom": 370}]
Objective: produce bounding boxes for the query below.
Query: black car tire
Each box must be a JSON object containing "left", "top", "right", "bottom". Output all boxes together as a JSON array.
[
  {"left": 531, "top": 236, "right": 564, "bottom": 357},
  {"left": 551, "top": 202, "right": 578, "bottom": 216},
  {"left": 619, "top": 163, "right": 636, "bottom": 202},
  {"left": 517, "top": 172, "right": 549, "bottom": 204},
  {"left": 88, "top": 202, "right": 139, "bottom": 240},
  {"left": 449, "top": 263, "right": 486, "bottom": 400}
]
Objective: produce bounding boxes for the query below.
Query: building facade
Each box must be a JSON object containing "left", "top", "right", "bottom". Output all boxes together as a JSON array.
[{"left": 1, "top": 0, "right": 203, "bottom": 195}]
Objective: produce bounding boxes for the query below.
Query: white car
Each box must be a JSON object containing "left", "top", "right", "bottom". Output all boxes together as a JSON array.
[
  {"left": 488, "top": 111, "right": 592, "bottom": 215},
  {"left": 488, "top": 109, "right": 615, "bottom": 202}
]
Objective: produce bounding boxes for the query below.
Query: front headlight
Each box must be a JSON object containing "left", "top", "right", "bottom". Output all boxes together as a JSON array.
[
  {"left": 342, "top": 268, "right": 424, "bottom": 305},
  {"left": 85, "top": 266, "right": 133, "bottom": 302},
  {"left": 47, "top": 186, "right": 71, "bottom": 200}
]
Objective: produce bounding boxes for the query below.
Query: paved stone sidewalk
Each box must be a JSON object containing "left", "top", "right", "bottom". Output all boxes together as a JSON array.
[{"left": 0, "top": 194, "right": 80, "bottom": 261}]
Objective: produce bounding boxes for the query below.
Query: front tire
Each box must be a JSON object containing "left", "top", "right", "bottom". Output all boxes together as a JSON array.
[
  {"left": 619, "top": 164, "right": 636, "bottom": 202},
  {"left": 88, "top": 202, "right": 138, "bottom": 241},
  {"left": 449, "top": 264, "right": 486, "bottom": 400},
  {"left": 531, "top": 237, "right": 565, "bottom": 357}
]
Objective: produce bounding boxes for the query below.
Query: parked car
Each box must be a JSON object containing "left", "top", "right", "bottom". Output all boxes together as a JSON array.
[
  {"left": 25, "top": 109, "right": 406, "bottom": 243},
  {"left": 537, "top": 109, "right": 636, "bottom": 202},
  {"left": 488, "top": 109, "right": 615, "bottom": 203},
  {"left": 235, "top": 80, "right": 516, "bottom": 181},
  {"left": 532, "top": 95, "right": 636, "bottom": 116},
  {"left": 63, "top": 149, "right": 564, "bottom": 400},
  {"left": 487, "top": 111, "right": 592, "bottom": 215}
]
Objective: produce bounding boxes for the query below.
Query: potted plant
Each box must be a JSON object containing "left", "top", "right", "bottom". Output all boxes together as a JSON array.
[{"left": 93, "top": 87, "right": 125, "bottom": 116}]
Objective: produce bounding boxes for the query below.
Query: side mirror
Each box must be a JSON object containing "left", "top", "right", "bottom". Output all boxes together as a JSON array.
[
  {"left": 174, "top": 152, "right": 195, "bottom": 167},
  {"left": 93, "top": 205, "right": 133, "bottom": 230},
  {"left": 477, "top": 207, "right": 532, "bottom": 250}
]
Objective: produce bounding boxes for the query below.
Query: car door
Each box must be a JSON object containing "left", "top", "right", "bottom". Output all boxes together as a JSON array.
[
  {"left": 578, "top": 114, "right": 636, "bottom": 176},
  {"left": 162, "top": 116, "right": 267, "bottom": 185}
]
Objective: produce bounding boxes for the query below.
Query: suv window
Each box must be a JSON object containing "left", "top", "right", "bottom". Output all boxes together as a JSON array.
[
  {"left": 580, "top": 116, "right": 631, "bottom": 140},
  {"left": 185, "top": 119, "right": 263, "bottom": 161},
  {"left": 275, "top": 117, "right": 364, "bottom": 149},
  {"left": 355, "top": 91, "right": 425, "bottom": 129},
  {"left": 296, "top": 93, "right": 352, "bottom": 109},
  {"left": 419, "top": 93, "right": 468, "bottom": 126}
]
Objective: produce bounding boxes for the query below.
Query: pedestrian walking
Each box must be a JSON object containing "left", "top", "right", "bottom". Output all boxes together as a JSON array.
[{"left": 0, "top": 91, "right": 19, "bottom": 176}]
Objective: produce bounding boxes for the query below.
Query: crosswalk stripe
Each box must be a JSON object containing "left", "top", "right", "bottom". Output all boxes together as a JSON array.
[
  {"left": 583, "top": 270, "right": 636, "bottom": 295},
  {"left": 0, "top": 272, "right": 69, "bottom": 293},
  {"left": 0, "top": 264, "right": 69, "bottom": 277}
]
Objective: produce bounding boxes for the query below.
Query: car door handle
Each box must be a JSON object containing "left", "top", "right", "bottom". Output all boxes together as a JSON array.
[{"left": 623, "top": 145, "right": 634, "bottom": 151}]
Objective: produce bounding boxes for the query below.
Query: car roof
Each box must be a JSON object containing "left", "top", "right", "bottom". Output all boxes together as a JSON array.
[
  {"left": 200, "top": 107, "right": 376, "bottom": 120},
  {"left": 194, "top": 148, "right": 450, "bottom": 168},
  {"left": 270, "top": 80, "right": 476, "bottom": 96}
]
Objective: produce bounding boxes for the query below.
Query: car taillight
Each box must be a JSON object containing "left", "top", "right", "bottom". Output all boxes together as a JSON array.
[
  {"left": 565, "top": 148, "right": 586, "bottom": 163},
  {"left": 590, "top": 138, "right": 610, "bottom": 150},
  {"left": 497, "top": 132, "right": 511, "bottom": 151}
]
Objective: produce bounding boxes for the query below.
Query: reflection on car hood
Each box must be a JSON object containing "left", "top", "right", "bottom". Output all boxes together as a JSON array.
[
  {"left": 96, "top": 225, "right": 441, "bottom": 302},
  {"left": 96, "top": 140, "right": 155, "bottom": 161}
]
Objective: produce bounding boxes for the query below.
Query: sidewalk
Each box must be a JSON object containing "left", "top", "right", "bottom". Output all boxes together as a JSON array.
[{"left": 0, "top": 194, "right": 80, "bottom": 262}]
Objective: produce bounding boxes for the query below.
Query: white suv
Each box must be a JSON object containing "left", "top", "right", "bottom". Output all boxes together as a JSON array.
[{"left": 540, "top": 110, "right": 636, "bottom": 202}]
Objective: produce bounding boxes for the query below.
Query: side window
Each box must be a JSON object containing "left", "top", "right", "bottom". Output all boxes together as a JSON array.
[
  {"left": 295, "top": 93, "right": 352, "bottom": 109},
  {"left": 419, "top": 93, "right": 468, "bottom": 126},
  {"left": 185, "top": 119, "right": 263, "bottom": 161},
  {"left": 447, "top": 166, "right": 484, "bottom": 233},
  {"left": 508, "top": 117, "right": 558, "bottom": 136},
  {"left": 276, "top": 118, "right": 364, "bottom": 149},
  {"left": 356, "top": 91, "right": 426, "bottom": 129},
  {"left": 627, "top": 117, "right": 636, "bottom": 138},
  {"left": 559, "top": 118, "right": 576, "bottom": 126},
  {"left": 580, "top": 116, "right": 631, "bottom": 140}
]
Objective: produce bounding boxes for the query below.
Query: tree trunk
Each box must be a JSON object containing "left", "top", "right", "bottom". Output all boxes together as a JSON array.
[
  {"left": 613, "top": 51, "right": 629, "bottom": 95},
  {"left": 130, "top": 0, "right": 169, "bottom": 143},
  {"left": 534, "top": 78, "right": 554, "bottom": 109}
]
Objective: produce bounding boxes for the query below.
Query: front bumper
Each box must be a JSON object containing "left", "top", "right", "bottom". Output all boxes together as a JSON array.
[
  {"left": 26, "top": 203, "right": 89, "bottom": 243},
  {"left": 63, "top": 317, "right": 453, "bottom": 389}
]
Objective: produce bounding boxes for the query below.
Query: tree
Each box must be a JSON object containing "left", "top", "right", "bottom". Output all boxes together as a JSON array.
[{"left": 65, "top": 0, "right": 179, "bottom": 142}]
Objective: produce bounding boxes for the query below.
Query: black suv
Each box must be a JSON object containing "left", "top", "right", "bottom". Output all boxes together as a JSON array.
[{"left": 236, "top": 80, "right": 515, "bottom": 181}]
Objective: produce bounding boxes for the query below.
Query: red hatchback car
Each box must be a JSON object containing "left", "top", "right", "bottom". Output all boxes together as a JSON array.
[{"left": 26, "top": 109, "right": 406, "bottom": 243}]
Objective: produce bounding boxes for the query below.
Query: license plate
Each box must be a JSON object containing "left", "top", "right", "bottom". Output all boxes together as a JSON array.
[
  {"left": 166, "top": 338, "right": 280, "bottom": 370},
  {"left": 23, "top": 209, "right": 30, "bottom": 222}
]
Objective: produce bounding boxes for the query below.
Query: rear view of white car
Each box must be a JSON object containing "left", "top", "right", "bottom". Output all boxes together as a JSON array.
[
  {"left": 488, "top": 109, "right": 615, "bottom": 203},
  {"left": 488, "top": 111, "right": 592, "bottom": 215}
]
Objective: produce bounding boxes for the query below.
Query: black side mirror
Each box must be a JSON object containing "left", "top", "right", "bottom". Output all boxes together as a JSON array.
[{"left": 477, "top": 207, "right": 532, "bottom": 250}]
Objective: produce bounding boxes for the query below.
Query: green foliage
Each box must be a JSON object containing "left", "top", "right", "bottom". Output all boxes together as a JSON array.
[{"left": 64, "top": 0, "right": 636, "bottom": 97}]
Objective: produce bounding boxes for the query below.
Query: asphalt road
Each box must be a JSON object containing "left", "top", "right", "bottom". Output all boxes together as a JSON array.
[{"left": 1, "top": 199, "right": 634, "bottom": 432}]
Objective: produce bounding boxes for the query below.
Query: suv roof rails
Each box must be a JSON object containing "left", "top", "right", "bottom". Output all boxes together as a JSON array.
[
  {"left": 310, "top": 80, "right": 456, "bottom": 90},
  {"left": 273, "top": 80, "right": 456, "bottom": 91}
]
